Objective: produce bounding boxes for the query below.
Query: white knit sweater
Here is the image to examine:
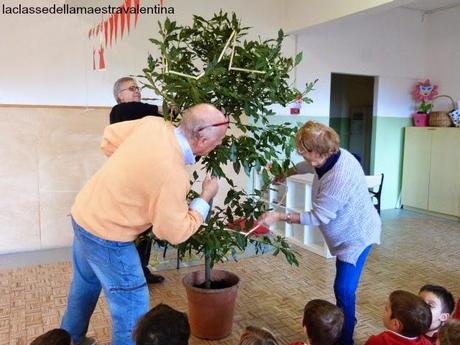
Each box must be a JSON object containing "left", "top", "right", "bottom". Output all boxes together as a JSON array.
[{"left": 300, "top": 149, "right": 382, "bottom": 265}]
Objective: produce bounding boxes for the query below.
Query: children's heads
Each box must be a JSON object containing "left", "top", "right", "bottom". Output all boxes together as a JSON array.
[
  {"left": 419, "top": 285, "right": 455, "bottom": 333},
  {"left": 384, "top": 290, "right": 432, "bottom": 337},
  {"left": 238, "top": 326, "right": 279, "bottom": 345},
  {"left": 30, "top": 328, "right": 71, "bottom": 345},
  {"left": 303, "top": 299, "right": 344, "bottom": 345},
  {"left": 437, "top": 320, "right": 460, "bottom": 345},
  {"left": 133, "top": 303, "right": 190, "bottom": 345}
]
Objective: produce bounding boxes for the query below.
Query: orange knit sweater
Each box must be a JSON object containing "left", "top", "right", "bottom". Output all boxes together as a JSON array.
[{"left": 71, "top": 116, "right": 203, "bottom": 243}]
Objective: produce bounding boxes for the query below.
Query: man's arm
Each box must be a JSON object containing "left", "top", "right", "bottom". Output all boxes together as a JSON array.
[
  {"left": 149, "top": 175, "right": 204, "bottom": 245},
  {"left": 149, "top": 175, "right": 219, "bottom": 244}
]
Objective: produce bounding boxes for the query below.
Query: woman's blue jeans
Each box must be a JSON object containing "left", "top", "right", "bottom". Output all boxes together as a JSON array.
[
  {"left": 61, "top": 218, "right": 149, "bottom": 345},
  {"left": 334, "top": 245, "right": 372, "bottom": 345}
]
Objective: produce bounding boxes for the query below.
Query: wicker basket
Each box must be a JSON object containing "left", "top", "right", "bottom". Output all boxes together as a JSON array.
[{"left": 429, "top": 95, "right": 455, "bottom": 127}]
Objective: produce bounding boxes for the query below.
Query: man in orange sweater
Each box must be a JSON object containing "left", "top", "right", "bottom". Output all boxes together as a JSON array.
[{"left": 61, "top": 104, "right": 228, "bottom": 345}]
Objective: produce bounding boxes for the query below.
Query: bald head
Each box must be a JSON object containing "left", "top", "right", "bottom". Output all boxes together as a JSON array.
[{"left": 179, "top": 104, "right": 228, "bottom": 156}]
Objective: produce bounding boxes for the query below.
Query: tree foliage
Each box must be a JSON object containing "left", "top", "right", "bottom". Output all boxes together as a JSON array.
[{"left": 140, "top": 12, "right": 316, "bottom": 287}]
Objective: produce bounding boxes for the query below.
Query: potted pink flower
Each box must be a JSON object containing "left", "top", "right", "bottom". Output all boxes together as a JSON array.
[{"left": 412, "top": 79, "right": 439, "bottom": 126}]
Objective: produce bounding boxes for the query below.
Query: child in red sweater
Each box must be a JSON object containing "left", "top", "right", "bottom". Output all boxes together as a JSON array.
[
  {"left": 289, "top": 299, "right": 344, "bottom": 345},
  {"left": 453, "top": 299, "right": 460, "bottom": 320},
  {"left": 365, "top": 290, "right": 432, "bottom": 345},
  {"left": 419, "top": 285, "right": 455, "bottom": 345}
]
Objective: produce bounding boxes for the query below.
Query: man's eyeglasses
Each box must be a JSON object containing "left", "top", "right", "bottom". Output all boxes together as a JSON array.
[
  {"left": 119, "top": 86, "right": 140, "bottom": 93},
  {"left": 197, "top": 120, "right": 230, "bottom": 132}
]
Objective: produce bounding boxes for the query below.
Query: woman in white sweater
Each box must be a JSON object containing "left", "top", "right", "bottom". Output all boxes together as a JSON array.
[{"left": 259, "top": 121, "right": 381, "bottom": 345}]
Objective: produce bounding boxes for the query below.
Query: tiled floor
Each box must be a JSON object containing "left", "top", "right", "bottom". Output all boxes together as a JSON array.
[{"left": 0, "top": 209, "right": 459, "bottom": 345}]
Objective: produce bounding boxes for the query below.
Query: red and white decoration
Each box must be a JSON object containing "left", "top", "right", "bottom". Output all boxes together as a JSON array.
[{"left": 89, "top": 0, "right": 161, "bottom": 71}]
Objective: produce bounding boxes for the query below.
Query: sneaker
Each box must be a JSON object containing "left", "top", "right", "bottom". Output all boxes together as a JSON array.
[
  {"left": 80, "top": 337, "right": 97, "bottom": 345},
  {"left": 145, "top": 272, "right": 165, "bottom": 284}
]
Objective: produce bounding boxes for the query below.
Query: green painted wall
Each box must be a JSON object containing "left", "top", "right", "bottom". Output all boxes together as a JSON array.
[{"left": 371, "top": 117, "right": 412, "bottom": 210}]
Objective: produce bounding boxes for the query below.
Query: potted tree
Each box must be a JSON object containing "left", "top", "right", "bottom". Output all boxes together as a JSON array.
[{"left": 141, "top": 12, "right": 315, "bottom": 339}]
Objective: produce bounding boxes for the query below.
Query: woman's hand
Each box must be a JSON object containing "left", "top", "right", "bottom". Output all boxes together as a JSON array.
[
  {"left": 272, "top": 166, "right": 299, "bottom": 185},
  {"left": 258, "top": 211, "right": 283, "bottom": 227},
  {"left": 272, "top": 172, "right": 286, "bottom": 185}
]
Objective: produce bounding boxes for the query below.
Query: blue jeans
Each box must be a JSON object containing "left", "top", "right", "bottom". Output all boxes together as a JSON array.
[
  {"left": 334, "top": 245, "right": 372, "bottom": 345},
  {"left": 61, "top": 218, "right": 149, "bottom": 345}
]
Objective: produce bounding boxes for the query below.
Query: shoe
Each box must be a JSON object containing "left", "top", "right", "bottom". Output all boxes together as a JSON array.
[
  {"left": 145, "top": 272, "right": 165, "bottom": 284},
  {"left": 79, "top": 337, "right": 97, "bottom": 345}
]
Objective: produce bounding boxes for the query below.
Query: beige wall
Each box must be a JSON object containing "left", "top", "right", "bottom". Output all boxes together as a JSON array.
[
  {"left": 0, "top": 0, "right": 286, "bottom": 107},
  {"left": 0, "top": 1, "right": 291, "bottom": 254},
  {"left": 0, "top": 106, "right": 250, "bottom": 254},
  {"left": 0, "top": 106, "right": 109, "bottom": 254}
]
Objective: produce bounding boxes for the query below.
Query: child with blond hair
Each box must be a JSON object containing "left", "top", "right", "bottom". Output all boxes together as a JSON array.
[
  {"left": 437, "top": 320, "right": 460, "bottom": 345},
  {"left": 238, "top": 326, "right": 279, "bottom": 345}
]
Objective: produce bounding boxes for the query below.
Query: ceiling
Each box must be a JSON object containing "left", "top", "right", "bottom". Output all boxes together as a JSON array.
[{"left": 402, "top": 0, "right": 460, "bottom": 13}]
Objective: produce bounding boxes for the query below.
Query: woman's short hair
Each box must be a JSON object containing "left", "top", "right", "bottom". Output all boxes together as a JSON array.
[
  {"left": 295, "top": 121, "right": 340, "bottom": 156},
  {"left": 238, "top": 326, "right": 279, "bottom": 345},
  {"left": 302, "top": 299, "right": 344, "bottom": 345}
]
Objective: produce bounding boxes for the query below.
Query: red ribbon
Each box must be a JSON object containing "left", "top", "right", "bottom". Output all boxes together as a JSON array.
[
  {"left": 120, "top": 6, "right": 125, "bottom": 38},
  {"left": 98, "top": 45, "right": 106, "bottom": 70},
  {"left": 109, "top": 16, "right": 114, "bottom": 47},
  {"left": 104, "top": 20, "right": 109, "bottom": 47},
  {"left": 125, "top": 0, "right": 132, "bottom": 34},
  {"left": 114, "top": 12, "right": 119, "bottom": 42},
  {"left": 134, "top": 0, "right": 140, "bottom": 27}
]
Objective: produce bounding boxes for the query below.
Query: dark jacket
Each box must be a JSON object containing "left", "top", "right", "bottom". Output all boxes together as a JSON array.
[{"left": 109, "top": 102, "right": 161, "bottom": 124}]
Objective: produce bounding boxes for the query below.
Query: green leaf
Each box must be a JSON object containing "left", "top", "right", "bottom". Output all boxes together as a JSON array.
[
  {"left": 295, "top": 51, "right": 303, "bottom": 66},
  {"left": 261, "top": 169, "right": 270, "bottom": 185}
]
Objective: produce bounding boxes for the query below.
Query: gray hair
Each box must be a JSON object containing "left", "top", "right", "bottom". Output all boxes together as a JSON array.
[{"left": 113, "top": 77, "right": 136, "bottom": 103}]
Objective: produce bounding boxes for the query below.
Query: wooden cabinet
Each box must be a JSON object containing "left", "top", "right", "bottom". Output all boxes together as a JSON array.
[
  {"left": 401, "top": 128, "right": 432, "bottom": 209},
  {"left": 401, "top": 127, "right": 460, "bottom": 217},
  {"left": 429, "top": 129, "right": 460, "bottom": 216}
]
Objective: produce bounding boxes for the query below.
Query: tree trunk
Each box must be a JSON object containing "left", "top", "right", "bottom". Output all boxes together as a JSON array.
[
  {"left": 204, "top": 199, "right": 213, "bottom": 289},
  {"left": 204, "top": 251, "right": 212, "bottom": 289}
]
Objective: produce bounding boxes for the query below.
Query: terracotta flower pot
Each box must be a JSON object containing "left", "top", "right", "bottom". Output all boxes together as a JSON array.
[{"left": 182, "top": 270, "right": 240, "bottom": 340}]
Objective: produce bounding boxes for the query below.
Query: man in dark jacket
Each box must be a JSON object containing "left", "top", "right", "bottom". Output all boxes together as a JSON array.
[{"left": 110, "top": 76, "right": 165, "bottom": 284}]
